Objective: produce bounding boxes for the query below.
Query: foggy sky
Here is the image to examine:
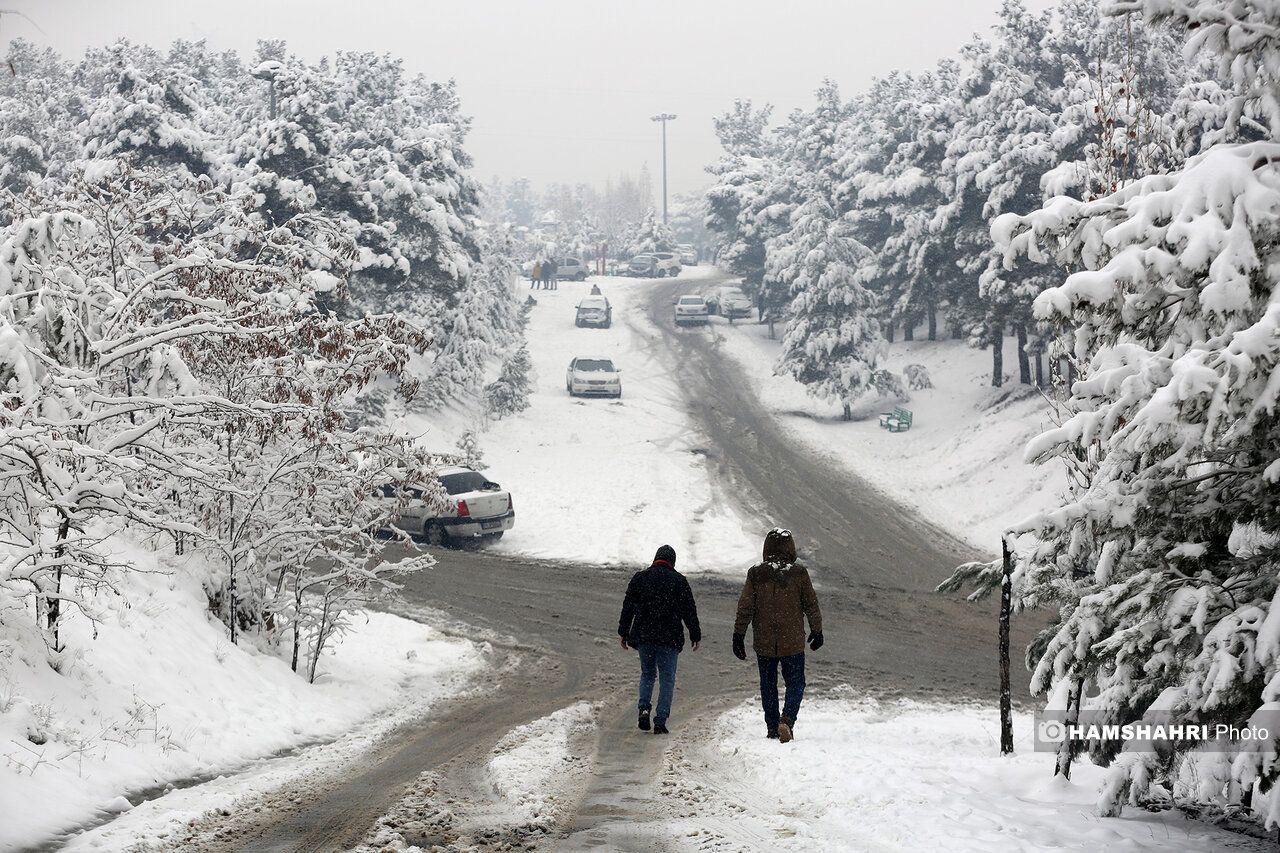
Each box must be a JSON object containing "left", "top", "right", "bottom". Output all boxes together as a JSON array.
[{"left": 5, "top": 0, "right": 1054, "bottom": 198}]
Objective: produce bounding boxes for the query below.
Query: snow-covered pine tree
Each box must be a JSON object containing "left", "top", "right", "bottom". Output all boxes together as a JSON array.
[
  {"left": 964, "top": 0, "right": 1280, "bottom": 822},
  {"left": 776, "top": 197, "right": 887, "bottom": 420},
  {"left": 624, "top": 208, "right": 676, "bottom": 257}
]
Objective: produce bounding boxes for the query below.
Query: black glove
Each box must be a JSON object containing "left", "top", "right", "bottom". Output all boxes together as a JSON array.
[
  {"left": 732, "top": 633, "right": 747, "bottom": 661},
  {"left": 808, "top": 631, "right": 824, "bottom": 651}
]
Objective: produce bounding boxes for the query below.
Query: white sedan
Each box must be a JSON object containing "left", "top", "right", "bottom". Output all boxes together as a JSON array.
[
  {"left": 382, "top": 465, "right": 515, "bottom": 545},
  {"left": 566, "top": 357, "right": 622, "bottom": 398},
  {"left": 674, "top": 294, "right": 710, "bottom": 326}
]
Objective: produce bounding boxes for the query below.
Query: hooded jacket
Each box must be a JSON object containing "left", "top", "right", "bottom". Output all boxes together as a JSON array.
[
  {"left": 734, "top": 529, "right": 822, "bottom": 657},
  {"left": 618, "top": 546, "right": 701, "bottom": 651}
]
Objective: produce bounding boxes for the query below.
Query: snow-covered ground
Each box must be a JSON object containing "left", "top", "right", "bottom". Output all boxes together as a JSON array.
[
  {"left": 666, "top": 693, "right": 1268, "bottom": 852},
  {"left": 709, "top": 313, "right": 1064, "bottom": 551},
  {"left": 394, "top": 266, "right": 757, "bottom": 573},
  {"left": 0, "top": 539, "right": 488, "bottom": 851}
]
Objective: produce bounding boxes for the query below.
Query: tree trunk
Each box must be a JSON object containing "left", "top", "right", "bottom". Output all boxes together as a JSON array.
[
  {"left": 1034, "top": 350, "right": 1044, "bottom": 388},
  {"left": 1066, "top": 358, "right": 1076, "bottom": 388},
  {"left": 999, "top": 537, "right": 1014, "bottom": 755},
  {"left": 903, "top": 318, "right": 914, "bottom": 342},
  {"left": 991, "top": 324, "right": 1004, "bottom": 388},
  {"left": 1055, "top": 677, "right": 1085, "bottom": 779},
  {"left": 886, "top": 322, "right": 896, "bottom": 343},
  {"left": 950, "top": 316, "right": 964, "bottom": 340},
  {"left": 927, "top": 303, "right": 938, "bottom": 341},
  {"left": 842, "top": 403, "right": 852, "bottom": 421},
  {"left": 1016, "top": 325, "right": 1031, "bottom": 385}
]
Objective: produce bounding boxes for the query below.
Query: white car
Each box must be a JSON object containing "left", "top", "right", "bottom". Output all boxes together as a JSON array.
[
  {"left": 383, "top": 465, "right": 515, "bottom": 545},
  {"left": 714, "top": 286, "right": 753, "bottom": 319},
  {"left": 566, "top": 356, "right": 622, "bottom": 398},
  {"left": 674, "top": 294, "right": 710, "bottom": 326},
  {"left": 556, "top": 258, "right": 589, "bottom": 281},
  {"left": 678, "top": 244, "right": 698, "bottom": 265},
  {"left": 650, "top": 251, "right": 682, "bottom": 277}
]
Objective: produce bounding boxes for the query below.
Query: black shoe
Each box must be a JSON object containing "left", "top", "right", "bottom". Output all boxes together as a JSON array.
[
  {"left": 653, "top": 722, "right": 669, "bottom": 735},
  {"left": 767, "top": 728, "right": 779, "bottom": 739},
  {"left": 638, "top": 709, "right": 651, "bottom": 731}
]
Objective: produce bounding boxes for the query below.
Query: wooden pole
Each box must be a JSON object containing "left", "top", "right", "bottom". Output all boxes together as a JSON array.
[{"left": 1000, "top": 534, "right": 1014, "bottom": 754}]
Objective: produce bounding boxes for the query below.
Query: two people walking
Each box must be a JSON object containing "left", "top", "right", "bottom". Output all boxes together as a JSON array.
[
  {"left": 530, "top": 258, "right": 558, "bottom": 290},
  {"left": 617, "top": 529, "right": 823, "bottom": 742}
]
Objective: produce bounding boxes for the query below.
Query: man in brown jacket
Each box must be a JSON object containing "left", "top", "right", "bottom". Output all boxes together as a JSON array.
[{"left": 732, "top": 528, "right": 823, "bottom": 743}]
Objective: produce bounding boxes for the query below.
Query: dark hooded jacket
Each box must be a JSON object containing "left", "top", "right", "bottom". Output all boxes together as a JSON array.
[
  {"left": 734, "top": 529, "right": 822, "bottom": 657},
  {"left": 618, "top": 546, "right": 701, "bottom": 651}
]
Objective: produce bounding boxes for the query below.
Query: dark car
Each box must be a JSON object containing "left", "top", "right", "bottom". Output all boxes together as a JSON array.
[{"left": 575, "top": 296, "right": 612, "bottom": 328}]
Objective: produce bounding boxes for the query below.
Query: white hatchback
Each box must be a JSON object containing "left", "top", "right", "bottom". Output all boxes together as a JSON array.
[{"left": 566, "top": 356, "right": 622, "bottom": 398}]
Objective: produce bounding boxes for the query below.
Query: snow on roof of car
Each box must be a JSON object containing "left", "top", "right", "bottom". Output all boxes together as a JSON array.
[
  {"left": 578, "top": 296, "right": 607, "bottom": 307},
  {"left": 437, "top": 464, "right": 478, "bottom": 476}
]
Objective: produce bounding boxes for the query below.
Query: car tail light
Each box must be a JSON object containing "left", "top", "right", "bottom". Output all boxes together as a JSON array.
[
  {"left": 457, "top": 499, "right": 470, "bottom": 517},
  {"left": 507, "top": 494, "right": 513, "bottom": 511}
]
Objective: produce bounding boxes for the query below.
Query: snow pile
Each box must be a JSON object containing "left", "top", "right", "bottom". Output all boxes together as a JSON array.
[
  {"left": 393, "top": 267, "right": 758, "bottom": 573},
  {"left": 0, "top": 539, "right": 486, "bottom": 850},
  {"left": 670, "top": 694, "right": 1266, "bottom": 851},
  {"left": 713, "top": 318, "right": 1062, "bottom": 550},
  {"left": 484, "top": 701, "right": 598, "bottom": 829}
]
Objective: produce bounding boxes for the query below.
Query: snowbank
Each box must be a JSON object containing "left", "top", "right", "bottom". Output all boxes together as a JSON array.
[
  {"left": 0, "top": 539, "right": 487, "bottom": 850},
  {"left": 671, "top": 694, "right": 1266, "bottom": 851},
  {"left": 711, "top": 318, "right": 1063, "bottom": 551},
  {"left": 484, "top": 701, "right": 598, "bottom": 828},
  {"left": 393, "top": 266, "right": 757, "bottom": 573}
]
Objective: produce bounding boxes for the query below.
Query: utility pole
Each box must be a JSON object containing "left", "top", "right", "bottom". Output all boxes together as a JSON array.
[{"left": 650, "top": 113, "right": 677, "bottom": 224}]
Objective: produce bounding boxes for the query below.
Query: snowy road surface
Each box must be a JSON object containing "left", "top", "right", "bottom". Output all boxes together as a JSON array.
[{"left": 57, "top": 270, "right": 1257, "bottom": 852}]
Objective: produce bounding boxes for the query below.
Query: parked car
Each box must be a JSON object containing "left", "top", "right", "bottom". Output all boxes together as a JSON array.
[
  {"left": 714, "top": 286, "right": 753, "bottom": 319},
  {"left": 566, "top": 356, "right": 622, "bottom": 398},
  {"left": 556, "top": 257, "right": 589, "bottom": 281},
  {"left": 650, "top": 251, "right": 682, "bottom": 277},
  {"left": 678, "top": 244, "right": 698, "bottom": 265},
  {"left": 674, "top": 294, "right": 710, "bottom": 326},
  {"left": 627, "top": 254, "right": 657, "bottom": 276},
  {"left": 382, "top": 465, "right": 515, "bottom": 545},
  {"left": 575, "top": 295, "right": 612, "bottom": 328}
]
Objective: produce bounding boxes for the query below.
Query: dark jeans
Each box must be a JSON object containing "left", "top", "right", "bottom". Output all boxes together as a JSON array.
[
  {"left": 636, "top": 643, "right": 679, "bottom": 724},
  {"left": 757, "top": 652, "right": 805, "bottom": 730}
]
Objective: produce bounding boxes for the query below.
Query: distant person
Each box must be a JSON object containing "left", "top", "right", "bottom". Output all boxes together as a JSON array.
[
  {"left": 732, "top": 528, "right": 823, "bottom": 743},
  {"left": 531, "top": 260, "right": 542, "bottom": 289},
  {"left": 590, "top": 283, "right": 602, "bottom": 295},
  {"left": 545, "top": 258, "right": 558, "bottom": 290},
  {"left": 618, "top": 544, "right": 701, "bottom": 734}
]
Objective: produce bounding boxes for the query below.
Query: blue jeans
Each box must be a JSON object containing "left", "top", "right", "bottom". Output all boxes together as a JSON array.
[
  {"left": 757, "top": 652, "right": 805, "bottom": 730},
  {"left": 636, "top": 644, "right": 679, "bottom": 724}
]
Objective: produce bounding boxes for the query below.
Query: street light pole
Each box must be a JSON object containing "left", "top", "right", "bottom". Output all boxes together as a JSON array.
[{"left": 650, "top": 113, "right": 677, "bottom": 224}]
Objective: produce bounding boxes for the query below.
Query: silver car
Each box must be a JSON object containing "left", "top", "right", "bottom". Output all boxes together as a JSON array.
[
  {"left": 383, "top": 465, "right": 515, "bottom": 545},
  {"left": 566, "top": 356, "right": 622, "bottom": 398}
]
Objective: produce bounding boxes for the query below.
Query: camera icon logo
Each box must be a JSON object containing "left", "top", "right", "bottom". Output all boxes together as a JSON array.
[{"left": 1038, "top": 719, "right": 1066, "bottom": 743}]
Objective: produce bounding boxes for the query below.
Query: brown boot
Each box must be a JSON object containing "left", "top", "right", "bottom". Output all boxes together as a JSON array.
[{"left": 778, "top": 716, "right": 794, "bottom": 744}]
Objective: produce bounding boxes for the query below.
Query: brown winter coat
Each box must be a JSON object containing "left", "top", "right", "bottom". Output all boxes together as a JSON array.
[{"left": 733, "top": 531, "right": 822, "bottom": 657}]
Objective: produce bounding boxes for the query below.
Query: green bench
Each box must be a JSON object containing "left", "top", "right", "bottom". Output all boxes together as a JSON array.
[{"left": 879, "top": 406, "right": 913, "bottom": 432}]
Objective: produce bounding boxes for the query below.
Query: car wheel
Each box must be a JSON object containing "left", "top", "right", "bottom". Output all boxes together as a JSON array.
[
  {"left": 423, "top": 521, "right": 447, "bottom": 547},
  {"left": 577, "top": 272, "right": 586, "bottom": 281}
]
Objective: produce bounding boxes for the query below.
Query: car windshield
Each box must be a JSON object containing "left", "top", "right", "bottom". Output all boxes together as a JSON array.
[
  {"left": 575, "top": 358, "right": 615, "bottom": 372},
  {"left": 723, "top": 290, "right": 748, "bottom": 301},
  {"left": 579, "top": 298, "right": 606, "bottom": 309},
  {"left": 630, "top": 256, "right": 651, "bottom": 263},
  {"left": 679, "top": 296, "right": 705, "bottom": 305},
  {"left": 440, "top": 471, "right": 489, "bottom": 495}
]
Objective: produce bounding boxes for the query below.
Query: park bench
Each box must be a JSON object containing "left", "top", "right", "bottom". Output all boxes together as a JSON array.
[{"left": 878, "top": 406, "right": 913, "bottom": 432}]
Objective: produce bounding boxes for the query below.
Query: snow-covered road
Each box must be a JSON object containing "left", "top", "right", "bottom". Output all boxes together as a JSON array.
[{"left": 481, "top": 266, "right": 758, "bottom": 572}]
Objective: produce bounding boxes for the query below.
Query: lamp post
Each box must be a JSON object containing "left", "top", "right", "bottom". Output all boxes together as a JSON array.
[{"left": 650, "top": 113, "right": 677, "bottom": 224}]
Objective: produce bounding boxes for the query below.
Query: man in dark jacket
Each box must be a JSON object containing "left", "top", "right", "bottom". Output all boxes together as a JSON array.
[
  {"left": 618, "top": 544, "right": 701, "bottom": 734},
  {"left": 732, "top": 528, "right": 823, "bottom": 743}
]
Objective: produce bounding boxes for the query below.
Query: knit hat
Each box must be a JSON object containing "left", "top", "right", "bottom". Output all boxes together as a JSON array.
[{"left": 653, "top": 544, "right": 677, "bottom": 567}]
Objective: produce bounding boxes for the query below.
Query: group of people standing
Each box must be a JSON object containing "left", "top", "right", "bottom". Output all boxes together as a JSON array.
[
  {"left": 529, "top": 259, "right": 559, "bottom": 290},
  {"left": 617, "top": 528, "right": 823, "bottom": 742}
]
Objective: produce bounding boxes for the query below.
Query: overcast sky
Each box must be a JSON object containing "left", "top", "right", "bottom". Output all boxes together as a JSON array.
[{"left": 5, "top": 0, "right": 1053, "bottom": 197}]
